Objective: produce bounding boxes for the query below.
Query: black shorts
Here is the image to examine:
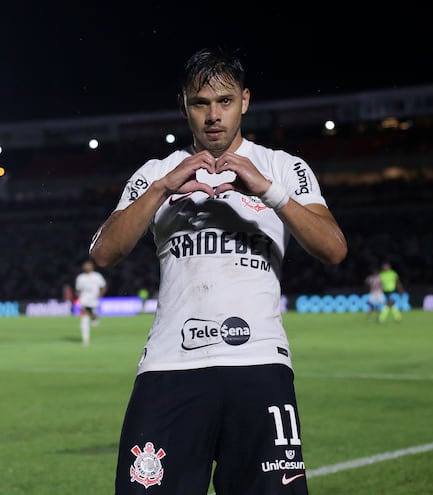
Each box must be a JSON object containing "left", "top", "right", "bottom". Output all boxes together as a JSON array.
[{"left": 114, "top": 364, "right": 309, "bottom": 495}]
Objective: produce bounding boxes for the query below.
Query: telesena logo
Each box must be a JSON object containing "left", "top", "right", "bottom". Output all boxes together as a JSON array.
[{"left": 181, "top": 316, "right": 251, "bottom": 350}]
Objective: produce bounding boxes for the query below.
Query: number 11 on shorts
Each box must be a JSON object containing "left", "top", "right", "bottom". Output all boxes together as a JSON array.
[{"left": 268, "top": 405, "right": 301, "bottom": 446}]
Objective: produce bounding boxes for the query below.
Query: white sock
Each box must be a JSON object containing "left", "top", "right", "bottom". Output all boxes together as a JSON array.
[{"left": 80, "top": 315, "right": 90, "bottom": 345}]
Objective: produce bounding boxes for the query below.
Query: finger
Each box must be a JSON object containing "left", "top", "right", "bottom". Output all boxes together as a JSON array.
[
  {"left": 214, "top": 183, "right": 235, "bottom": 195},
  {"left": 195, "top": 156, "right": 217, "bottom": 173},
  {"left": 215, "top": 158, "right": 232, "bottom": 173},
  {"left": 195, "top": 182, "right": 216, "bottom": 197}
]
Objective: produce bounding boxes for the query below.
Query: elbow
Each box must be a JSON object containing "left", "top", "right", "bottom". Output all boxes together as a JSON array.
[
  {"left": 89, "top": 253, "right": 107, "bottom": 269},
  {"left": 315, "top": 235, "right": 348, "bottom": 265},
  {"left": 90, "top": 253, "right": 117, "bottom": 270},
  {"left": 89, "top": 230, "right": 119, "bottom": 269},
  {"left": 89, "top": 247, "right": 117, "bottom": 270},
  {"left": 90, "top": 240, "right": 128, "bottom": 269},
  {"left": 327, "top": 251, "right": 347, "bottom": 265},
  {"left": 91, "top": 255, "right": 111, "bottom": 269},
  {"left": 324, "top": 242, "right": 348, "bottom": 265}
]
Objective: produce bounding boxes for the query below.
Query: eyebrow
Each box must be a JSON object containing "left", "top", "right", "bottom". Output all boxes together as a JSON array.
[{"left": 188, "top": 91, "right": 236, "bottom": 102}]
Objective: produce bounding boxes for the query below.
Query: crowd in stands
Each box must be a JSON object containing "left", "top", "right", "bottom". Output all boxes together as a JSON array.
[{"left": 1, "top": 177, "right": 432, "bottom": 304}]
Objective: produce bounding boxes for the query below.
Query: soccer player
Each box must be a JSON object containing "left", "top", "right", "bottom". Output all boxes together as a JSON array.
[
  {"left": 378, "top": 261, "right": 404, "bottom": 322},
  {"left": 74, "top": 259, "right": 107, "bottom": 345},
  {"left": 365, "top": 267, "right": 385, "bottom": 319},
  {"left": 89, "top": 47, "right": 347, "bottom": 494}
]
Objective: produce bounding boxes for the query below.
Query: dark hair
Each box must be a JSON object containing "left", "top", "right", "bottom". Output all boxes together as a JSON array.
[{"left": 180, "top": 46, "right": 245, "bottom": 94}]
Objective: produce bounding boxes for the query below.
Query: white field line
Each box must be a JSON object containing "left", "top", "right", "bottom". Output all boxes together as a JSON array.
[
  {"left": 208, "top": 442, "right": 433, "bottom": 494},
  {"left": 307, "top": 441, "right": 433, "bottom": 478}
]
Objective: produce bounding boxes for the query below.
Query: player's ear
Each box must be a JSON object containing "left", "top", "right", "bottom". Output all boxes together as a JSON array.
[
  {"left": 178, "top": 93, "right": 187, "bottom": 117},
  {"left": 241, "top": 88, "right": 250, "bottom": 115}
]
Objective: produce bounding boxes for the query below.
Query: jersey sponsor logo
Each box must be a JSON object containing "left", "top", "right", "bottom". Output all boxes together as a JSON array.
[
  {"left": 221, "top": 317, "right": 250, "bottom": 345},
  {"left": 293, "top": 162, "right": 311, "bottom": 196},
  {"left": 125, "top": 175, "right": 149, "bottom": 201},
  {"left": 261, "top": 448, "right": 304, "bottom": 473},
  {"left": 130, "top": 441, "right": 166, "bottom": 488},
  {"left": 182, "top": 316, "right": 251, "bottom": 350},
  {"left": 169, "top": 230, "right": 273, "bottom": 259},
  {"left": 282, "top": 473, "right": 305, "bottom": 485},
  {"left": 261, "top": 459, "right": 305, "bottom": 472},
  {"left": 169, "top": 230, "right": 273, "bottom": 274},
  {"left": 182, "top": 318, "right": 222, "bottom": 349},
  {"left": 241, "top": 195, "right": 267, "bottom": 212}
]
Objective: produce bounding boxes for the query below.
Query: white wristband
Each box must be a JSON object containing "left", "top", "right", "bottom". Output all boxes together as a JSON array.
[{"left": 260, "top": 181, "right": 290, "bottom": 210}]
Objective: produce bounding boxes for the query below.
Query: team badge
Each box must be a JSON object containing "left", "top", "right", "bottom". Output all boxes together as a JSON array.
[
  {"left": 285, "top": 450, "right": 295, "bottom": 460},
  {"left": 241, "top": 195, "right": 267, "bottom": 212},
  {"left": 130, "top": 441, "right": 166, "bottom": 488}
]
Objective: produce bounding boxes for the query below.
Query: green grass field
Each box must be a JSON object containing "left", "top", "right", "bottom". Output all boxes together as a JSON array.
[{"left": 1, "top": 310, "right": 432, "bottom": 495}]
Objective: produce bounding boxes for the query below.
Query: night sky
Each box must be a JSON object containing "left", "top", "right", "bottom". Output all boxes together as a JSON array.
[{"left": 1, "top": 2, "right": 432, "bottom": 122}]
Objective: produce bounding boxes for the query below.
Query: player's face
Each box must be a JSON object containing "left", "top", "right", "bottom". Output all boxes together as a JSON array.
[
  {"left": 181, "top": 76, "right": 250, "bottom": 157},
  {"left": 83, "top": 261, "right": 94, "bottom": 273}
]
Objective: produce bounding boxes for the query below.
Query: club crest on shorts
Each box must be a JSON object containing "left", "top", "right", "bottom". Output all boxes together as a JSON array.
[
  {"left": 285, "top": 449, "right": 295, "bottom": 460},
  {"left": 130, "top": 441, "right": 166, "bottom": 488}
]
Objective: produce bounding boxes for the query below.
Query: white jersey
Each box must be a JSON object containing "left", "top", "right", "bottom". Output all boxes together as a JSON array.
[
  {"left": 75, "top": 271, "right": 106, "bottom": 309},
  {"left": 115, "top": 139, "right": 327, "bottom": 373}
]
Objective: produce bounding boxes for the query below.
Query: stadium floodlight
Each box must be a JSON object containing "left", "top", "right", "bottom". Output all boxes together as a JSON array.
[
  {"left": 165, "top": 133, "right": 175, "bottom": 144},
  {"left": 89, "top": 138, "right": 99, "bottom": 149},
  {"left": 324, "top": 120, "right": 335, "bottom": 131}
]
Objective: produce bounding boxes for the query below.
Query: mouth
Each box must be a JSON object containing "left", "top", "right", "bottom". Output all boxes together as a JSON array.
[{"left": 205, "top": 128, "right": 224, "bottom": 140}]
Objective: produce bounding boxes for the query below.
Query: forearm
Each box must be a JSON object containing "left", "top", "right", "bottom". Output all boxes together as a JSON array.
[
  {"left": 277, "top": 199, "right": 347, "bottom": 265},
  {"left": 90, "top": 181, "right": 168, "bottom": 267}
]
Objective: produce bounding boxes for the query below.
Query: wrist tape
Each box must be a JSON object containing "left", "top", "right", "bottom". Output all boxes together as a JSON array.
[{"left": 261, "top": 181, "right": 290, "bottom": 210}]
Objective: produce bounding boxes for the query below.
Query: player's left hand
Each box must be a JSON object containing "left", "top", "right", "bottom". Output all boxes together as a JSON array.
[{"left": 213, "top": 152, "right": 271, "bottom": 197}]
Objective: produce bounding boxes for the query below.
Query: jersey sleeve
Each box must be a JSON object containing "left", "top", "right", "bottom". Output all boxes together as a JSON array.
[
  {"left": 114, "top": 167, "right": 151, "bottom": 211},
  {"left": 277, "top": 152, "right": 327, "bottom": 207},
  {"left": 114, "top": 159, "right": 165, "bottom": 212}
]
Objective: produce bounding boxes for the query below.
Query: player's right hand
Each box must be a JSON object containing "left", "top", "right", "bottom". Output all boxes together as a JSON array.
[{"left": 162, "top": 150, "right": 217, "bottom": 197}]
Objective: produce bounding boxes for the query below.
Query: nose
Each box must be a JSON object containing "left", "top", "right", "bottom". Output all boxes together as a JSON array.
[{"left": 205, "top": 103, "right": 220, "bottom": 124}]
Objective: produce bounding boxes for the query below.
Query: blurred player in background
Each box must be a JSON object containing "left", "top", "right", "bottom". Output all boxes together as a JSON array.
[
  {"left": 379, "top": 261, "right": 404, "bottom": 322},
  {"left": 89, "top": 46, "right": 347, "bottom": 494},
  {"left": 75, "top": 259, "right": 107, "bottom": 345},
  {"left": 365, "top": 267, "right": 385, "bottom": 319}
]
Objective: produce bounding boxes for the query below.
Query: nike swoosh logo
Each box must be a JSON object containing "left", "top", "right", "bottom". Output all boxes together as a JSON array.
[
  {"left": 168, "top": 192, "right": 193, "bottom": 205},
  {"left": 281, "top": 473, "right": 305, "bottom": 485}
]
